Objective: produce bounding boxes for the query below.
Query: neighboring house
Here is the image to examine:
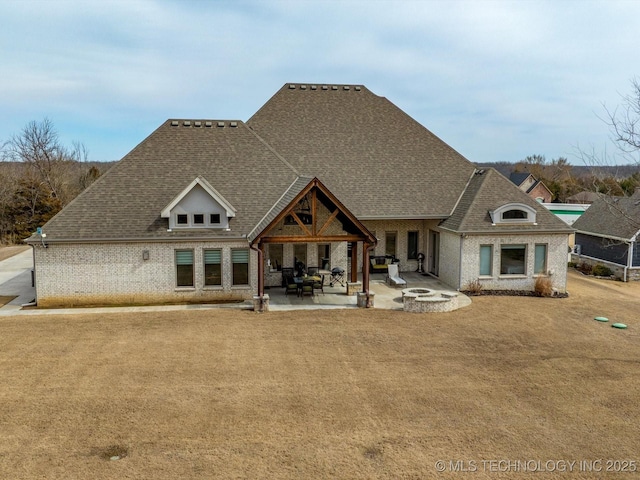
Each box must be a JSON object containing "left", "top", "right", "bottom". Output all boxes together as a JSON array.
[
  {"left": 571, "top": 191, "right": 640, "bottom": 281},
  {"left": 541, "top": 203, "right": 590, "bottom": 226},
  {"left": 509, "top": 172, "right": 554, "bottom": 203},
  {"left": 26, "top": 83, "right": 573, "bottom": 308}
]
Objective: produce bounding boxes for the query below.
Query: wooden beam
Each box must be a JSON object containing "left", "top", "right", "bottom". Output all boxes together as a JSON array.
[
  {"left": 311, "top": 189, "right": 317, "bottom": 236},
  {"left": 289, "top": 211, "right": 312, "bottom": 237},
  {"left": 350, "top": 241, "right": 358, "bottom": 283},
  {"left": 261, "top": 235, "right": 368, "bottom": 244},
  {"left": 317, "top": 209, "right": 339, "bottom": 236}
]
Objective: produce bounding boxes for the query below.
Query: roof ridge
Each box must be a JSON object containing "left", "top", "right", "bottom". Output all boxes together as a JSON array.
[
  {"left": 454, "top": 168, "right": 495, "bottom": 230},
  {"left": 244, "top": 123, "right": 301, "bottom": 176}
]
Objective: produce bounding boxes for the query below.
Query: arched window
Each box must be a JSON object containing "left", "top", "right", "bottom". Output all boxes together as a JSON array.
[{"left": 490, "top": 203, "right": 537, "bottom": 225}]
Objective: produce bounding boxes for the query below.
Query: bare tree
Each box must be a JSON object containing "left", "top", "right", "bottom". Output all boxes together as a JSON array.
[
  {"left": 605, "top": 77, "right": 640, "bottom": 154},
  {"left": 4, "top": 118, "right": 92, "bottom": 206}
]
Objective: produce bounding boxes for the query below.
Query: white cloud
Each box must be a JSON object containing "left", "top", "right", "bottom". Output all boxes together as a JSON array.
[{"left": 1, "top": 0, "right": 639, "bottom": 163}]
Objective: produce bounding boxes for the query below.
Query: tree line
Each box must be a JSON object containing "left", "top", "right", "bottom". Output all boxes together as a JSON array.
[
  {"left": 1, "top": 119, "right": 112, "bottom": 244},
  {"left": 478, "top": 155, "right": 640, "bottom": 203}
]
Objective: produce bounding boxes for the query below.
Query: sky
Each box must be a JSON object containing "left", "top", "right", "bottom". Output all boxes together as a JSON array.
[{"left": 1, "top": 0, "right": 640, "bottom": 165}]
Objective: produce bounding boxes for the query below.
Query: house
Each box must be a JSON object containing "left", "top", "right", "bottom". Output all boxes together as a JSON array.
[
  {"left": 26, "top": 83, "right": 573, "bottom": 308},
  {"left": 509, "top": 172, "right": 554, "bottom": 203},
  {"left": 571, "top": 191, "right": 640, "bottom": 281}
]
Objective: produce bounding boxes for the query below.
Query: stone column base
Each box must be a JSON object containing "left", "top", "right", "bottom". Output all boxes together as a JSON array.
[
  {"left": 356, "top": 291, "right": 375, "bottom": 308},
  {"left": 346, "top": 281, "right": 362, "bottom": 295},
  {"left": 253, "top": 294, "right": 270, "bottom": 312}
]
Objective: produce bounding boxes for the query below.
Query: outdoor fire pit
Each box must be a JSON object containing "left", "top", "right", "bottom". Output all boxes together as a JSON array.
[{"left": 401, "top": 288, "right": 459, "bottom": 313}]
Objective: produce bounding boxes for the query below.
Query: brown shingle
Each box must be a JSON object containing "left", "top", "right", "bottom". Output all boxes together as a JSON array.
[
  {"left": 38, "top": 121, "right": 299, "bottom": 241},
  {"left": 248, "top": 83, "right": 477, "bottom": 218},
  {"left": 573, "top": 193, "right": 640, "bottom": 240},
  {"left": 440, "top": 168, "right": 573, "bottom": 233}
]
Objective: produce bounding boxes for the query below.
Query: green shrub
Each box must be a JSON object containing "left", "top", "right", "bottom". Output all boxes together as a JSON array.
[{"left": 592, "top": 264, "right": 613, "bottom": 277}]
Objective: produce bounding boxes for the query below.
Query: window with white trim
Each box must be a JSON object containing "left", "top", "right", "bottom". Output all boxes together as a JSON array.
[
  {"left": 500, "top": 244, "right": 526, "bottom": 275},
  {"left": 175, "top": 249, "right": 194, "bottom": 287},
  {"left": 479, "top": 245, "right": 493, "bottom": 276},
  {"left": 232, "top": 249, "right": 249, "bottom": 285},
  {"left": 204, "top": 249, "right": 222, "bottom": 286},
  {"left": 534, "top": 244, "right": 547, "bottom": 274}
]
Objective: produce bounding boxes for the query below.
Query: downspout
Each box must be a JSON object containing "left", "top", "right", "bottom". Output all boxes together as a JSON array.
[
  {"left": 249, "top": 242, "right": 264, "bottom": 297},
  {"left": 625, "top": 241, "right": 633, "bottom": 282},
  {"left": 458, "top": 234, "right": 464, "bottom": 290},
  {"left": 30, "top": 244, "right": 37, "bottom": 306}
]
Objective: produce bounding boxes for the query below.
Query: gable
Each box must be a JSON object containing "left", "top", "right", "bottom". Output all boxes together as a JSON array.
[{"left": 161, "top": 177, "right": 237, "bottom": 230}]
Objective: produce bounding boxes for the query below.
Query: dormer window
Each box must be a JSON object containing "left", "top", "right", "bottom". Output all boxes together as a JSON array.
[
  {"left": 162, "top": 176, "right": 237, "bottom": 230},
  {"left": 490, "top": 203, "right": 537, "bottom": 225},
  {"left": 502, "top": 209, "right": 528, "bottom": 221}
]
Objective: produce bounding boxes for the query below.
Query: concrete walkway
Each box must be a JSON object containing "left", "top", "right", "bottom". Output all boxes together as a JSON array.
[
  {"left": 0, "top": 249, "right": 36, "bottom": 316},
  {"left": 0, "top": 250, "right": 470, "bottom": 316}
]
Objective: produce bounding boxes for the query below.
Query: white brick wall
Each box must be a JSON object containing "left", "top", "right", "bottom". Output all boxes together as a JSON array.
[
  {"left": 436, "top": 230, "right": 462, "bottom": 289},
  {"left": 459, "top": 233, "right": 569, "bottom": 292},
  {"left": 34, "top": 241, "right": 256, "bottom": 307}
]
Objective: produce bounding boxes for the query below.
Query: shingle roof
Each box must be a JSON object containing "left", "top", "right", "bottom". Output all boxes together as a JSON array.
[
  {"left": 509, "top": 172, "right": 531, "bottom": 187},
  {"left": 439, "top": 168, "right": 573, "bottom": 233},
  {"left": 36, "top": 120, "right": 299, "bottom": 241},
  {"left": 248, "top": 83, "right": 477, "bottom": 218},
  {"left": 572, "top": 192, "right": 640, "bottom": 240}
]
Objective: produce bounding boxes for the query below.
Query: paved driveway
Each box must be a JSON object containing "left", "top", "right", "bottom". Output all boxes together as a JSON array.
[{"left": 0, "top": 249, "right": 35, "bottom": 314}]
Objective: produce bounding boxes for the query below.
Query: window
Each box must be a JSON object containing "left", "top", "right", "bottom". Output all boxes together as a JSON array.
[
  {"left": 317, "top": 244, "right": 330, "bottom": 270},
  {"left": 232, "top": 249, "right": 249, "bottom": 285},
  {"left": 500, "top": 244, "right": 526, "bottom": 275},
  {"left": 534, "top": 244, "right": 547, "bottom": 274},
  {"left": 175, "top": 249, "right": 194, "bottom": 287},
  {"left": 502, "top": 209, "right": 528, "bottom": 220},
  {"left": 407, "top": 231, "right": 418, "bottom": 260},
  {"left": 193, "top": 214, "right": 204, "bottom": 225},
  {"left": 293, "top": 244, "right": 307, "bottom": 269},
  {"left": 204, "top": 249, "right": 222, "bottom": 286},
  {"left": 210, "top": 213, "right": 221, "bottom": 225},
  {"left": 268, "top": 244, "right": 283, "bottom": 271},
  {"left": 177, "top": 214, "right": 188, "bottom": 225},
  {"left": 385, "top": 232, "right": 397, "bottom": 257},
  {"left": 479, "top": 245, "right": 493, "bottom": 276},
  {"left": 491, "top": 203, "right": 537, "bottom": 225}
]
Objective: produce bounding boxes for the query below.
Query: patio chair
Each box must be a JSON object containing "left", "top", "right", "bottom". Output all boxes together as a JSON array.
[
  {"left": 284, "top": 275, "right": 298, "bottom": 296},
  {"left": 386, "top": 264, "right": 407, "bottom": 288},
  {"left": 281, "top": 268, "right": 294, "bottom": 287},
  {"left": 301, "top": 278, "right": 314, "bottom": 297},
  {"left": 312, "top": 277, "right": 324, "bottom": 295},
  {"left": 306, "top": 266, "right": 319, "bottom": 276}
]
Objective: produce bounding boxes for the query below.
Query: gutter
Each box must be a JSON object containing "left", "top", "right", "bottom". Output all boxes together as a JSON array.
[{"left": 24, "top": 235, "right": 249, "bottom": 245}]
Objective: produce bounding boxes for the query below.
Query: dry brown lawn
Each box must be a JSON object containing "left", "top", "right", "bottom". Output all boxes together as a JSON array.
[
  {"left": 0, "top": 245, "right": 29, "bottom": 262},
  {"left": 1, "top": 271, "right": 639, "bottom": 479}
]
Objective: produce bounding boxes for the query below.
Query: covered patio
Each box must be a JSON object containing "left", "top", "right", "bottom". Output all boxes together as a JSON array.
[{"left": 264, "top": 271, "right": 471, "bottom": 312}]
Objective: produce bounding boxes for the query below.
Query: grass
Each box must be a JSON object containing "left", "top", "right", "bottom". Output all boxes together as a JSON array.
[{"left": 0, "top": 271, "right": 639, "bottom": 479}]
